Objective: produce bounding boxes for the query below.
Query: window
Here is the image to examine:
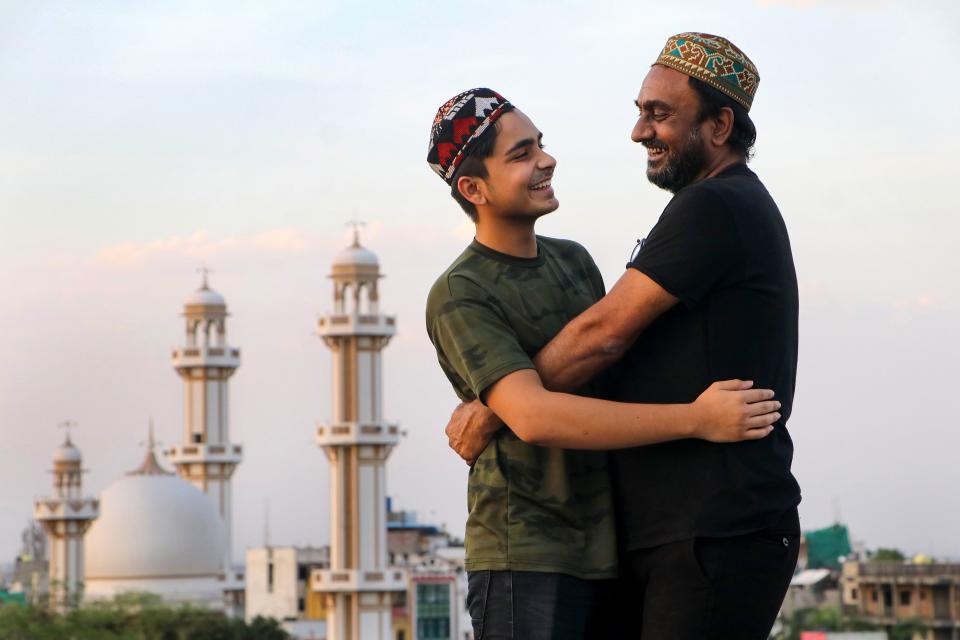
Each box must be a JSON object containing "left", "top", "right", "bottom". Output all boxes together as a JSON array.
[
  {"left": 900, "top": 591, "right": 911, "bottom": 606},
  {"left": 871, "top": 590, "right": 878, "bottom": 602},
  {"left": 267, "top": 563, "right": 274, "bottom": 594},
  {"left": 851, "top": 588, "right": 858, "bottom": 600},
  {"left": 298, "top": 597, "right": 305, "bottom": 612}
]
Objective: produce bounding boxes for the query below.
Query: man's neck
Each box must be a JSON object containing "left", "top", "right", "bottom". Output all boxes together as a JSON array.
[
  {"left": 474, "top": 215, "right": 538, "bottom": 258},
  {"left": 695, "top": 149, "right": 744, "bottom": 183}
]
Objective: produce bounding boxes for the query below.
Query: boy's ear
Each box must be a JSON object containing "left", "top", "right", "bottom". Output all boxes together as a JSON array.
[{"left": 457, "top": 176, "right": 487, "bottom": 207}]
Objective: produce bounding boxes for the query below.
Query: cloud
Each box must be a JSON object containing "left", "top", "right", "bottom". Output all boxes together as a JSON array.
[
  {"left": 892, "top": 293, "right": 939, "bottom": 312},
  {"left": 95, "top": 228, "right": 309, "bottom": 268}
]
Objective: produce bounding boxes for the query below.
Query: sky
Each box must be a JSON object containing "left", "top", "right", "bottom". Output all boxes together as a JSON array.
[{"left": 2, "top": 0, "right": 959, "bottom": 565}]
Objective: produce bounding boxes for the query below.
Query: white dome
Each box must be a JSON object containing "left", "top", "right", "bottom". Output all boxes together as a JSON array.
[
  {"left": 85, "top": 474, "right": 225, "bottom": 580},
  {"left": 184, "top": 287, "right": 226, "bottom": 307},
  {"left": 333, "top": 244, "right": 379, "bottom": 267},
  {"left": 53, "top": 441, "right": 82, "bottom": 463}
]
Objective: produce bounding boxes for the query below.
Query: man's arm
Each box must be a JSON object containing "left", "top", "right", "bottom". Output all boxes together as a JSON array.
[
  {"left": 484, "top": 369, "right": 778, "bottom": 449},
  {"left": 534, "top": 269, "right": 675, "bottom": 391},
  {"left": 445, "top": 269, "right": 675, "bottom": 462}
]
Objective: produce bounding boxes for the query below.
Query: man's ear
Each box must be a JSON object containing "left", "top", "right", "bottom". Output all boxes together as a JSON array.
[
  {"left": 457, "top": 175, "right": 487, "bottom": 207},
  {"left": 709, "top": 106, "right": 735, "bottom": 148}
]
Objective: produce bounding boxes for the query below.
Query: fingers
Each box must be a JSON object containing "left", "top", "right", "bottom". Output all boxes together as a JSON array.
[
  {"left": 714, "top": 379, "right": 754, "bottom": 391},
  {"left": 742, "top": 425, "right": 775, "bottom": 440},
  {"left": 739, "top": 388, "right": 776, "bottom": 404},
  {"left": 747, "top": 412, "right": 781, "bottom": 428},
  {"left": 746, "top": 400, "right": 781, "bottom": 417}
]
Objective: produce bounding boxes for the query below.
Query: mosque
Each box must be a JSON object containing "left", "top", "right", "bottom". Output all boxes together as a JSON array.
[
  {"left": 29, "top": 232, "right": 434, "bottom": 639},
  {"left": 35, "top": 267, "right": 245, "bottom": 614}
]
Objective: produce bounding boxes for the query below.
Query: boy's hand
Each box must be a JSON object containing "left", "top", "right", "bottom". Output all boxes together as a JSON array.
[
  {"left": 445, "top": 400, "right": 502, "bottom": 466},
  {"left": 691, "top": 380, "right": 780, "bottom": 443}
]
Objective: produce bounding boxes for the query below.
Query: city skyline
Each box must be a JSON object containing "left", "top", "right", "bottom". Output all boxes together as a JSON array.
[{"left": 2, "top": 0, "right": 960, "bottom": 566}]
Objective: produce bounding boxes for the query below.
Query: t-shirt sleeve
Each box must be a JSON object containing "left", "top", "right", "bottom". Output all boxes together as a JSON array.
[
  {"left": 427, "top": 274, "right": 535, "bottom": 401},
  {"left": 628, "top": 185, "right": 740, "bottom": 307},
  {"left": 582, "top": 248, "right": 607, "bottom": 299}
]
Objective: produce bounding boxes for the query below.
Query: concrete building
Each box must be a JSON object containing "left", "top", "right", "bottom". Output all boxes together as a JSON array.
[
  {"left": 245, "top": 546, "right": 329, "bottom": 638},
  {"left": 842, "top": 560, "right": 960, "bottom": 640},
  {"left": 311, "top": 231, "right": 406, "bottom": 640},
  {"left": 408, "top": 574, "right": 458, "bottom": 640},
  {"left": 6, "top": 522, "right": 48, "bottom": 605},
  {"left": 387, "top": 507, "right": 470, "bottom": 640},
  {"left": 33, "top": 429, "right": 99, "bottom": 611}
]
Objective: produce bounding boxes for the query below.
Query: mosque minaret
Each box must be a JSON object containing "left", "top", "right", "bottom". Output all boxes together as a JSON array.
[
  {"left": 165, "top": 270, "right": 242, "bottom": 575},
  {"left": 312, "top": 229, "right": 406, "bottom": 640},
  {"left": 33, "top": 424, "right": 99, "bottom": 611}
]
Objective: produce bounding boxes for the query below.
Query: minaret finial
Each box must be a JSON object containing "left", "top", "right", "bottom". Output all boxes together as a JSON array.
[
  {"left": 129, "top": 419, "right": 172, "bottom": 476},
  {"left": 58, "top": 420, "right": 78, "bottom": 446},
  {"left": 197, "top": 264, "right": 213, "bottom": 290},
  {"left": 346, "top": 218, "right": 366, "bottom": 248}
]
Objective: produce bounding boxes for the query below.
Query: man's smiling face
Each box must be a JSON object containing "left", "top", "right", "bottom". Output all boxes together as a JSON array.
[{"left": 631, "top": 64, "right": 710, "bottom": 193}]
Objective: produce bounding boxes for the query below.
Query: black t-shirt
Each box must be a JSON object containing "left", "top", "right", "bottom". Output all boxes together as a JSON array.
[{"left": 612, "top": 163, "right": 801, "bottom": 550}]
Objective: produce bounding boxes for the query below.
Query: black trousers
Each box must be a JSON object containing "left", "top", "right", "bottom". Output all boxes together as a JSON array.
[
  {"left": 618, "top": 508, "right": 800, "bottom": 639},
  {"left": 466, "top": 570, "right": 620, "bottom": 640}
]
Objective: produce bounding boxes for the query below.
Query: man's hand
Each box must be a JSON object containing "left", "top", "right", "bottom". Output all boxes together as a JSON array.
[
  {"left": 691, "top": 380, "right": 781, "bottom": 443},
  {"left": 445, "top": 400, "right": 503, "bottom": 466}
]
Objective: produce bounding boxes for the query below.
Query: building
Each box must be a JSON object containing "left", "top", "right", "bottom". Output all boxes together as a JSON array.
[
  {"left": 387, "top": 506, "right": 470, "bottom": 640},
  {"left": 799, "top": 633, "right": 888, "bottom": 640},
  {"left": 245, "top": 546, "right": 329, "bottom": 638},
  {"left": 32, "top": 430, "right": 99, "bottom": 610},
  {"left": 5, "top": 522, "right": 48, "bottom": 605},
  {"left": 784, "top": 568, "right": 841, "bottom": 616},
  {"left": 81, "top": 274, "right": 245, "bottom": 612},
  {"left": 842, "top": 560, "right": 960, "bottom": 640},
  {"left": 408, "top": 574, "right": 458, "bottom": 640},
  {"left": 311, "top": 231, "right": 407, "bottom": 640},
  {"left": 164, "top": 272, "right": 243, "bottom": 576},
  {"left": 84, "top": 425, "right": 228, "bottom": 609}
]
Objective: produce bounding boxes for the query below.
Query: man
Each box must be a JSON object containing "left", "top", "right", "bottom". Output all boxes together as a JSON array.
[
  {"left": 424, "top": 86, "right": 781, "bottom": 639},
  {"left": 444, "top": 34, "right": 801, "bottom": 638}
]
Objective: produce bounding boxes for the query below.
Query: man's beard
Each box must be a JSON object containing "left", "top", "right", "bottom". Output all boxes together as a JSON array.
[{"left": 645, "top": 126, "right": 708, "bottom": 193}]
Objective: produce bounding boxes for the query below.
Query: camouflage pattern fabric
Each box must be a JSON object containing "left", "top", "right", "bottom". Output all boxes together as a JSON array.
[{"left": 425, "top": 236, "right": 618, "bottom": 579}]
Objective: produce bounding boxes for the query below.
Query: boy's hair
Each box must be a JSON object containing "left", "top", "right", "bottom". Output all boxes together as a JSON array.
[{"left": 449, "top": 104, "right": 516, "bottom": 221}]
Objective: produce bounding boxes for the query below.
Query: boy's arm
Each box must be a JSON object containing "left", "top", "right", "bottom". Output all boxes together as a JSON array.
[
  {"left": 484, "top": 369, "right": 779, "bottom": 449},
  {"left": 445, "top": 269, "right": 676, "bottom": 463}
]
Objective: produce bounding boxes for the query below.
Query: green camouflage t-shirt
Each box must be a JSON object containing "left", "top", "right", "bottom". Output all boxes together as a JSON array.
[{"left": 425, "top": 236, "right": 618, "bottom": 579}]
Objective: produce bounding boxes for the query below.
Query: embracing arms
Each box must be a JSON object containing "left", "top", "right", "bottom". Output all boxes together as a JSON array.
[{"left": 446, "top": 270, "right": 778, "bottom": 462}]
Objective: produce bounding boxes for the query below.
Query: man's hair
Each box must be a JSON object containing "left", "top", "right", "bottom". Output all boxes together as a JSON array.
[
  {"left": 449, "top": 104, "right": 516, "bottom": 221},
  {"left": 689, "top": 77, "right": 757, "bottom": 161}
]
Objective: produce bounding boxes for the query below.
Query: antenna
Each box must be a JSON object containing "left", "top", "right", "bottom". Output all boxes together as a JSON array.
[{"left": 264, "top": 499, "right": 271, "bottom": 548}]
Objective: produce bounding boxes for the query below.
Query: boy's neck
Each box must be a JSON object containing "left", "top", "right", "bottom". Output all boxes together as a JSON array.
[{"left": 474, "top": 215, "right": 538, "bottom": 258}]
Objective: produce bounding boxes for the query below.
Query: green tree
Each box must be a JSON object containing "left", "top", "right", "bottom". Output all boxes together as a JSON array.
[
  {"left": 0, "top": 598, "right": 292, "bottom": 640},
  {"left": 872, "top": 548, "right": 906, "bottom": 562}
]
